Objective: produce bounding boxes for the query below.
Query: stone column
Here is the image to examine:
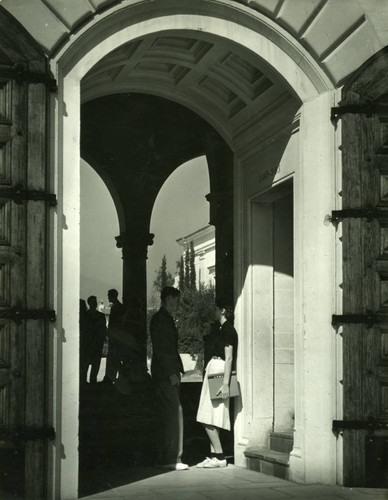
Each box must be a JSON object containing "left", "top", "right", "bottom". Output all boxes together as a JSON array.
[
  {"left": 115, "top": 229, "right": 154, "bottom": 346},
  {"left": 206, "top": 191, "right": 234, "bottom": 304}
]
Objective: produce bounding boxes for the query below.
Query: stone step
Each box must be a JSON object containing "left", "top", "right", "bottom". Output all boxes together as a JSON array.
[
  {"left": 270, "top": 431, "right": 293, "bottom": 453},
  {"left": 244, "top": 448, "right": 290, "bottom": 480}
]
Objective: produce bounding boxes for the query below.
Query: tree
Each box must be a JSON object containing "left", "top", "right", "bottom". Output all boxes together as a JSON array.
[
  {"left": 175, "top": 283, "right": 215, "bottom": 371},
  {"left": 184, "top": 247, "right": 190, "bottom": 289},
  {"left": 178, "top": 255, "right": 184, "bottom": 290},
  {"left": 189, "top": 240, "right": 196, "bottom": 290},
  {"left": 153, "top": 254, "right": 174, "bottom": 293}
]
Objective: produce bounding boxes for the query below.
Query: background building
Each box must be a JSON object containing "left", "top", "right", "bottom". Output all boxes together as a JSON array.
[{"left": 176, "top": 225, "right": 216, "bottom": 289}]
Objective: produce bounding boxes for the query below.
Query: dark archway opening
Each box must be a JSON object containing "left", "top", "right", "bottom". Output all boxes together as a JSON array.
[{"left": 78, "top": 93, "right": 234, "bottom": 497}]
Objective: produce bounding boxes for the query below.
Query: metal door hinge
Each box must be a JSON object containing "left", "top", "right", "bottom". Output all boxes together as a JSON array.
[
  {"left": 0, "top": 184, "right": 57, "bottom": 206},
  {"left": 331, "top": 103, "right": 378, "bottom": 123},
  {"left": 332, "top": 311, "right": 379, "bottom": 328},
  {"left": 0, "top": 64, "right": 57, "bottom": 92},
  {"left": 328, "top": 206, "right": 388, "bottom": 223},
  {"left": 0, "top": 308, "right": 56, "bottom": 324},
  {"left": 333, "top": 419, "right": 388, "bottom": 436},
  {"left": 0, "top": 426, "right": 55, "bottom": 441}
]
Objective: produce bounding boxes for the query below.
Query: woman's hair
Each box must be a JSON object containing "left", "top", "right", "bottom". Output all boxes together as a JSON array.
[{"left": 215, "top": 297, "right": 235, "bottom": 322}]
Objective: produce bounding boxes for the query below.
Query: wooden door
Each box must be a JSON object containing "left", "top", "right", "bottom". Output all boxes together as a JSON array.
[
  {"left": 339, "top": 83, "right": 388, "bottom": 486},
  {"left": 0, "top": 10, "right": 54, "bottom": 499}
]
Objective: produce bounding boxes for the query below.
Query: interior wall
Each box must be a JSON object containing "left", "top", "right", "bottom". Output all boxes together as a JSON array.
[
  {"left": 234, "top": 127, "right": 298, "bottom": 462},
  {"left": 273, "top": 192, "right": 294, "bottom": 432}
]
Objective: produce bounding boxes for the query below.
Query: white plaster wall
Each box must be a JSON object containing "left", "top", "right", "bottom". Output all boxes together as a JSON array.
[
  {"left": 234, "top": 93, "right": 339, "bottom": 484},
  {"left": 234, "top": 127, "right": 298, "bottom": 461},
  {"left": 289, "top": 91, "right": 338, "bottom": 484},
  {"left": 52, "top": 73, "right": 81, "bottom": 500}
]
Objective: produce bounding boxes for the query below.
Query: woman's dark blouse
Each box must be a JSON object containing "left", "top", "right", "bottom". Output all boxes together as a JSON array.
[{"left": 210, "top": 320, "right": 238, "bottom": 371}]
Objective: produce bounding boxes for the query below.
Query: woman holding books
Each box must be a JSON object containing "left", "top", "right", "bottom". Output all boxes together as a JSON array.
[{"left": 196, "top": 298, "right": 238, "bottom": 468}]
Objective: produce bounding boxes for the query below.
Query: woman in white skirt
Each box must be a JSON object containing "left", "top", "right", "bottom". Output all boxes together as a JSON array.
[{"left": 196, "top": 298, "right": 238, "bottom": 468}]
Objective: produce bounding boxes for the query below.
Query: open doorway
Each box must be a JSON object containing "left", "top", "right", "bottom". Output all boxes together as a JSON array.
[{"left": 250, "top": 178, "right": 294, "bottom": 468}]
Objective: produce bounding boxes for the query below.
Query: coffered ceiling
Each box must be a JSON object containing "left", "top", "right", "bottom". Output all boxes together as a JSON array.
[{"left": 81, "top": 32, "right": 296, "bottom": 146}]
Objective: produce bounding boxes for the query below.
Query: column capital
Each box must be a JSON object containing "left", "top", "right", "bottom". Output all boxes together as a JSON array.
[
  {"left": 115, "top": 231, "right": 154, "bottom": 260},
  {"left": 206, "top": 190, "right": 233, "bottom": 225}
]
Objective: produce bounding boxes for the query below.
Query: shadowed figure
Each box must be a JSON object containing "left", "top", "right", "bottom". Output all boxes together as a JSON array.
[
  {"left": 111, "top": 296, "right": 150, "bottom": 394},
  {"left": 103, "top": 288, "right": 126, "bottom": 383},
  {"left": 81, "top": 296, "right": 107, "bottom": 384},
  {"left": 79, "top": 299, "right": 88, "bottom": 386},
  {"left": 150, "top": 286, "right": 188, "bottom": 471}
]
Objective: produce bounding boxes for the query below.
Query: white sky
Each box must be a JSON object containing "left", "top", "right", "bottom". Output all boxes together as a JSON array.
[{"left": 80, "top": 157, "right": 210, "bottom": 305}]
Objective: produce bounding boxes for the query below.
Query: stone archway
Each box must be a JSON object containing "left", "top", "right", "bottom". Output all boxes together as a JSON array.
[{"left": 51, "top": 9, "right": 332, "bottom": 498}]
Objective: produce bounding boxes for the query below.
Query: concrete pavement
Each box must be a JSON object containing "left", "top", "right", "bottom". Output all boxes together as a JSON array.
[{"left": 81, "top": 464, "right": 388, "bottom": 500}]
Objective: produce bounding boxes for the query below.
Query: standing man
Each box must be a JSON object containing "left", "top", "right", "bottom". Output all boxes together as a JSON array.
[
  {"left": 150, "top": 286, "right": 188, "bottom": 471},
  {"left": 103, "top": 288, "right": 126, "bottom": 383},
  {"left": 82, "top": 296, "right": 107, "bottom": 384}
]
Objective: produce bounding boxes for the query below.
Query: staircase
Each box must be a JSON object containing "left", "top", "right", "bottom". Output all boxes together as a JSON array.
[{"left": 244, "top": 431, "right": 293, "bottom": 479}]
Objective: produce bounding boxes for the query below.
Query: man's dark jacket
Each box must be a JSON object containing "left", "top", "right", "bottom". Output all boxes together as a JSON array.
[{"left": 150, "top": 307, "right": 184, "bottom": 380}]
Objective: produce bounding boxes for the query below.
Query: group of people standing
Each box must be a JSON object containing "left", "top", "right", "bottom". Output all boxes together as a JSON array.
[
  {"left": 150, "top": 286, "right": 238, "bottom": 471},
  {"left": 79, "top": 285, "right": 239, "bottom": 470},
  {"left": 79, "top": 288, "right": 136, "bottom": 386}
]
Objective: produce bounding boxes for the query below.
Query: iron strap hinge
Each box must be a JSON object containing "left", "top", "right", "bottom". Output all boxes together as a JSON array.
[
  {"left": 0, "top": 64, "right": 57, "bottom": 92},
  {"left": 0, "top": 184, "right": 57, "bottom": 206},
  {"left": 0, "top": 426, "right": 55, "bottom": 441},
  {"left": 333, "top": 419, "right": 388, "bottom": 435},
  {"left": 0, "top": 308, "right": 56, "bottom": 324},
  {"left": 332, "top": 311, "right": 379, "bottom": 328},
  {"left": 330, "top": 206, "right": 388, "bottom": 223},
  {"left": 330, "top": 102, "right": 388, "bottom": 123}
]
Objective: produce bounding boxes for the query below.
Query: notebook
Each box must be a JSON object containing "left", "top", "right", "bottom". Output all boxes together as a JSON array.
[{"left": 208, "top": 371, "right": 240, "bottom": 399}]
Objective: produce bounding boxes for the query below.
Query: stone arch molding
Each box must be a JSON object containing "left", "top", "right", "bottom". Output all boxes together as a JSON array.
[{"left": 57, "top": 13, "right": 334, "bottom": 147}]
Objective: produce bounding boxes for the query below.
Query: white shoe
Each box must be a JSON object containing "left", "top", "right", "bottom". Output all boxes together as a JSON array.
[
  {"left": 159, "top": 462, "right": 189, "bottom": 471},
  {"left": 175, "top": 462, "right": 189, "bottom": 471},
  {"left": 203, "top": 457, "right": 227, "bottom": 468},
  {"left": 196, "top": 457, "right": 213, "bottom": 468}
]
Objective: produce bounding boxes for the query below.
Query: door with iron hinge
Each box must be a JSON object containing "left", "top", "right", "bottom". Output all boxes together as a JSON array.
[
  {"left": 338, "top": 52, "right": 388, "bottom": 487},
  {"left": 0, "top": 10, "right": 54, "bottom": 499}
]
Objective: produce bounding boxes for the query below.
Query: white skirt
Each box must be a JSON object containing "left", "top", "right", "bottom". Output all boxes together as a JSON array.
[{"left": 196, "top": 358, "right": 231, "bottom": 431}]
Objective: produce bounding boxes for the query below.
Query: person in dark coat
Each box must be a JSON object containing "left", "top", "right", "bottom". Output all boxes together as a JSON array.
[
  {"left": 103, "top": 288, "right": 126, "bottom": 383},
  {"left": 112, "top": 297, "right": 149, "bottom": 394},
  {"left": 79, "top": 299, "right": 88, "bottom": 386},
  {"left": 83, "top": 296, "right": 107, "bottom": 384},
  {"left": 150, "top": 286, "right": 188, "bottom": 471}
]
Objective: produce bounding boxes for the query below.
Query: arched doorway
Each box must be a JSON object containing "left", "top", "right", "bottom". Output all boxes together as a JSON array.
[{"left": 51, "top": 4, "right": 332, "bottom": 497}]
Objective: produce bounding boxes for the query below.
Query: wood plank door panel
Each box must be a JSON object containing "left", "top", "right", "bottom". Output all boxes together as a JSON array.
[
  {"left": 341, "top": 89, "right": 388, "bottom": 487},
  {"left": 0, "top": 67, "right": 49, "bottom": 498},
  {"left": 0, "top": 75, "right": 28, "bottom": 498}
]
